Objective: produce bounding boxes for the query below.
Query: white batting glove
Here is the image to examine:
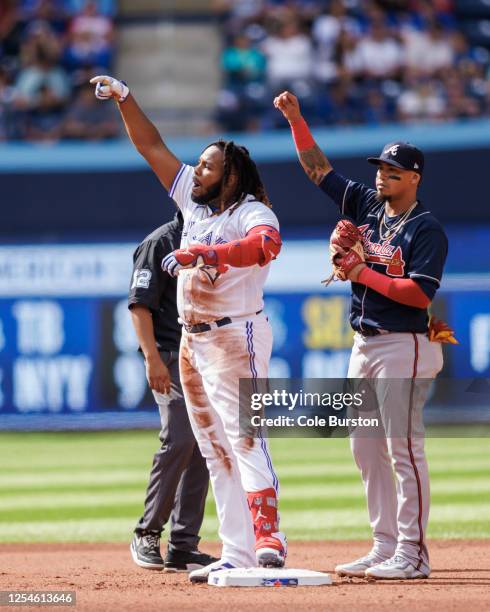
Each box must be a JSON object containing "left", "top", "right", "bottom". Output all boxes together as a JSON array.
[
  {"left": 162, "top": 250, "right": 203, "bottom": 277},
  {"left": 89, "top": 75, "right": 130, "bottom": 102}
]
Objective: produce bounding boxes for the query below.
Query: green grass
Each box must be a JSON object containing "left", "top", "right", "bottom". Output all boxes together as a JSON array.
[{"left": 0, "top": 430, "right": 489, "bottom": 543}]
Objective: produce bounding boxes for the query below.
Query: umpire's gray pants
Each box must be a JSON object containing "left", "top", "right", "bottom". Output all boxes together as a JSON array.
[{"left": 135, "top": 350, "right": 209, "bottom": 552}]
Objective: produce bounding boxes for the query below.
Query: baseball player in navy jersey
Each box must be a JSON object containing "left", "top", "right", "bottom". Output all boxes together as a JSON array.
[
  {"left": 275, "top": 91, "right": 448, "bottom": 580},
  {"left": 90, "top": 75, "right": 287, "bottom": 583}
]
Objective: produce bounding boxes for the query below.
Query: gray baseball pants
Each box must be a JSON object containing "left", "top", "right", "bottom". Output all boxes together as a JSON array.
[
  {"left": 348, "top": 331, "right": 443, "bottom": 575},
  {"left": 134, "top": 350, "right": 209, "bottom": 552}
]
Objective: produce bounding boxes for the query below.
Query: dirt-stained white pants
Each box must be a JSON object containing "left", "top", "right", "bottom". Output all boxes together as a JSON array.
[
  {"left": 179, "top": 312, "right": 279, "bottom": 567},
  {"left": 347, "top": 331, "right": 443, "bottom": 574}
]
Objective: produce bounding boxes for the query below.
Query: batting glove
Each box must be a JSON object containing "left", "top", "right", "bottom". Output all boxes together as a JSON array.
[
  {"left": 89, "top": 75, "right": 129, "bottom": 102},
  {"left": 162, "top": 247, "right": 229, "bottom": 277},
  {"left": 162, "top": 249, "right": 204, "bottom": 277}
]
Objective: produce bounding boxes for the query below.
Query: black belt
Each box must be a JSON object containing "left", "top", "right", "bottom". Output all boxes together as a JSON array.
[
  {"left": 184, "top": 310, "right": 262, "bottom": 334},
  {"left": 184, "top": 317, "right": 232, "bottom": 334}
]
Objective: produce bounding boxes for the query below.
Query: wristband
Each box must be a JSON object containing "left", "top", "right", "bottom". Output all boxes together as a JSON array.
[{"left": 290, "top": 117, "right": 315, "bottom": 151}]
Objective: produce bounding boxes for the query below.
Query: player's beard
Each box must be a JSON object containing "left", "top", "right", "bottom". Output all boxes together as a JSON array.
[{"left": 191, "top": 179, "right": 222, "bottom": 206}]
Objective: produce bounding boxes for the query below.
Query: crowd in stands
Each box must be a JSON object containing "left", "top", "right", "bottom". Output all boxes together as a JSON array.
[
  {"left": 0, "top": 0, "right": 118, "bottom": 141},
  {"left": 1, "top": 0, "right": 489, "bottom": 140},
  {"left": 215, "top": 0, "right": 490, "bottom": 132}
]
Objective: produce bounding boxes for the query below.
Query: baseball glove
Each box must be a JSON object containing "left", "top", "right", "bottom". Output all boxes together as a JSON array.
[
  {"left": 322, "top": 220, "right": 366, "bottom": 286},
  {"left": 428, "top": 316, "right": 459, "bottom": 344}
]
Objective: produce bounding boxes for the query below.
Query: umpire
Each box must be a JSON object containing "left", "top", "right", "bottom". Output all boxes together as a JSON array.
[{"left": 129, "top": 210, "right": 217, "bottom": 572}]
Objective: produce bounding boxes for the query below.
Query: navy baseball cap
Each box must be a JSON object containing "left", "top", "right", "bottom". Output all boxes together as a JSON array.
[{"left": 367, "top": 142, "right": 424, "bottom": 175}]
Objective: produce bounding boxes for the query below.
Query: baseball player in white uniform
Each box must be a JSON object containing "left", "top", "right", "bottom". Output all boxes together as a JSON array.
[{"left": 90, "top": 75, "right": 287, "bottom": 583}]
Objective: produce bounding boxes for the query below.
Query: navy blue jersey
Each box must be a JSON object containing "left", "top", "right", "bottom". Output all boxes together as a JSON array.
[{"left": 319, "top": 171, "right": 448, "bottom": 334}]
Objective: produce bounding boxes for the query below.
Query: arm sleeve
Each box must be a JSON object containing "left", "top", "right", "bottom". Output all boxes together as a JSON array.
[
  {"left": 407, "top": 227, "right": 448, "bottom": 300},
  {"left": 167, "top": 164, "right": 195, "bottom": 218},
  {"left": 236, "top": 203, "right": 280, "bottom": 237},
  {"left": 128, "top": 239, "right": 168, "bottom": 311},
  {"left": 357, "top": 268, "right": 431, "bottom": 309},
  {"left": 318, "top": 170, "right": 378, "bottom": 221}
]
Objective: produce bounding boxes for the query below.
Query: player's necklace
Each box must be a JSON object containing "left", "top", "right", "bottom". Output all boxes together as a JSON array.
[{"left": 379, "top": 200, "right": 418, "bottom": 240}]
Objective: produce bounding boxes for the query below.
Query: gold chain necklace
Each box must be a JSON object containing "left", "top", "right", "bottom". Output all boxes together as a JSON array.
[{"left": 379, "top": 201, "right": 418, "bottom": 241}]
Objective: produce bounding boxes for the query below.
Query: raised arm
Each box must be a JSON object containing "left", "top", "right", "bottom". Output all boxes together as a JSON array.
[
  {"left": 274, "top": 91, "right": 332, "bottom": 185},
  {"left": 90, "top": 75, "right": 182, "bottom": 192}
]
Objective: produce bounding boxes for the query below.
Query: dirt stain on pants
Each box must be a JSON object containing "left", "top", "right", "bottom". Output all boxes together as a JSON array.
[{"left": 180, "top": 338, "right": 233, "bottom": 475}]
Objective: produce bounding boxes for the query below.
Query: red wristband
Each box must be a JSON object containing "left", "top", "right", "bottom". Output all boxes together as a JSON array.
[{"left": 290, "top": 117, "right": 315, "bottom": 151}]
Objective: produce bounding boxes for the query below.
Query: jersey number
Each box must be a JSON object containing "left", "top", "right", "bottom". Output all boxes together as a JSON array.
[{"left": 131, "top": 269, "right": 152, "bottom": 289}]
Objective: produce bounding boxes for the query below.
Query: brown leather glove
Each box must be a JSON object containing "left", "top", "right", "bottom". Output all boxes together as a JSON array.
[
  {"left": 428, "top": 316, "right": 459, "bottom": 344},
  {"left": 323, "top": 220, "right": 365, "bottom": 286}
]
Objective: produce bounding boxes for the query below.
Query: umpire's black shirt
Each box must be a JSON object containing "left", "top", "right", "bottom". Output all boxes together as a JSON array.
[{"left": 128, "top": 211, "right": 183, "bottom": 351}]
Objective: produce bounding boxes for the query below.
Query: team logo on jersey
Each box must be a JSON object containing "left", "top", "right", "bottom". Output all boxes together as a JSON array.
[
  {"left": 198, "top": 265, "right": 222, "bottom": 285},
  {"left": 358, "top": 225, "right": 405, "bottom": 276},
  {"left": 193, "top": 232, "right": 228, "bottom": 246},
  {"left": 197, "top": 231, "right": 213, "bottom": 245},
  {"left": 384, "top": 144, "right": 400, "bottom": 157},
  {"left": 189, "top": 234, "right": 229, "bottom": 284}
]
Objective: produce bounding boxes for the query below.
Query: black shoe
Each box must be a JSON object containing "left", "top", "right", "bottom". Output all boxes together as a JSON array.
[
  {"left": 164, "top": 549, "right": 219, "bottom": 573},
  {"left": 130, "top": 531, "right": 164, "bottom": 570}
]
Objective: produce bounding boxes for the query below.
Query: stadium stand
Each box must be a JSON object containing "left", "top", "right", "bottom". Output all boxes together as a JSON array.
[
  {"left": 0, "top": 0, "right": 117, "bottom": 141},
  {"left": 0, "top": 0, "right": 488, "bottom": 139},
  {"left": 216, "top": 0, "right": 490, "bottom": 132}
]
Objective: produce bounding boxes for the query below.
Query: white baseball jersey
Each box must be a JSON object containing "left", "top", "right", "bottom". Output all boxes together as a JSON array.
[
  {"left": 170, "top": 163, "right": 286, "bottom": 568},
  {"left": 169, "top": 164, "right": 279, "bottom": 325}
]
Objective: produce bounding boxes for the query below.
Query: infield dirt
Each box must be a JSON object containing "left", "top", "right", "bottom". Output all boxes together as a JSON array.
[{"left": 1, "top": 541, "right": 488, "bottom": 611}]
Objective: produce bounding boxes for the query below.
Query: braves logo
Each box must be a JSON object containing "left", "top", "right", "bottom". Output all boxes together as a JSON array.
[
  {"left": 358, "top": 224, "right": 405, "bottom": 276},
  {"left": 384, "top": 144, "right": 400, "bottom": 157}
]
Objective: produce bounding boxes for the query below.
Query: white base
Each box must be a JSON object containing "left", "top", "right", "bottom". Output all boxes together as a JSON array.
[{"left": 208, "top": 568, "right": 332, "bottom": 587}]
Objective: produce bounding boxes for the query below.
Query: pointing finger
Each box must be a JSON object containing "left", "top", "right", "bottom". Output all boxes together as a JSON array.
[{"left": 89, "top": 75, "right": 111, "bottom": 85}]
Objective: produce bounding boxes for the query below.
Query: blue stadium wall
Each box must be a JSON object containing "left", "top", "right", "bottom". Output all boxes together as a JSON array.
[{"left": 1, "top": 119, "right": 490, "bottom": 239}]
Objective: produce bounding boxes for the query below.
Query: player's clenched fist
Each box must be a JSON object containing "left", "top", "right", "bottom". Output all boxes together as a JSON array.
[
  {"left": 273, "top": 91, "right": 302, "bottom": 123},
  {"left": 89, "top": 75, "right": 129, "bottom": 102}
]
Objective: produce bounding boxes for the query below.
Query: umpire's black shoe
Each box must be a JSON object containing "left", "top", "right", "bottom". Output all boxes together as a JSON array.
[
  {"left": 130, "top": 531, "right": 164, "bottom": 570},
  {"left": 164, "top": 549, "right": 219, "bottom": 573}
]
